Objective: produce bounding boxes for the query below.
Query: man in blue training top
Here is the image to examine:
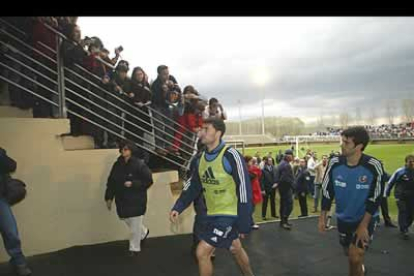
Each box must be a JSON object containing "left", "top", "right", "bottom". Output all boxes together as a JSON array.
[
  {"left": 385, "top": 154, "right": 414, "bottom": 240},
  {"left": 170, "top": 118, "right": 255, "bottom": 276},
  {"left": 319, "top": 126, "right": 384, "bottom": 276}
]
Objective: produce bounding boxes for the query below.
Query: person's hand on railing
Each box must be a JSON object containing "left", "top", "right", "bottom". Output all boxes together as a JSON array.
[
  {"left": 102, "top": 75, "right": 110, "bottom": 84},
  {"left": 114, "top": 85, "right": 123, "bottom": 94},
  {"left": 135, "top": 102, "right": 145, "bottom": 108},
  {"left": 128, "top": 92, "right": 135, "bottom": 98}
]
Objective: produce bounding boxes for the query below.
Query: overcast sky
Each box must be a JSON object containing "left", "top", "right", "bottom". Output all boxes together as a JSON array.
[{"left": 78, "top": 17, "right": 414, "bottom": 124}]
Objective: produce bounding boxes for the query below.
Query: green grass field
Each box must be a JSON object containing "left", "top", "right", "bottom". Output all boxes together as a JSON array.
[{"left": 243, "top": 143, "right": 414, "bottom": 223}]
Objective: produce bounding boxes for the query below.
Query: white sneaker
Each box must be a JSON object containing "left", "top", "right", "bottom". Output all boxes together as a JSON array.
[{"left": 252, "top": 224, "right": 260, "bottom": 230}]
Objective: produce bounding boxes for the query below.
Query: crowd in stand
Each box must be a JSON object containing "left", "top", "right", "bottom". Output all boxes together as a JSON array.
[
  {"left": 312, "top": 123, "right": 414, "bottom": 139},
  {"left": 1, "top": 17, "right": 228, "bottom": 157}
]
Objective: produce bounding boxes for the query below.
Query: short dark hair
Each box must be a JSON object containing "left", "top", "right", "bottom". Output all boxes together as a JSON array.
[
  {"left": 157, "top": 65, "right": 168, "bottom": 74},
  {"left": 209, "top": 97, "right": 219, "bottom": 106},
  {"left": 183, "top": 85, "right": 198, "bottom": 95},
  {"left": 244, "top": 155, "right": 253, "bottom": 163},
  {"left": 63, "top": 23, "right": 78, "bottom": 38},
  {"left": 341, "top": 126, "right": 370, "bottom": 151},
  {"left": 203, "top": 117, "right": 226, "bottom": 138},
  {"left": 405, "top": 154, "right": 414, "bottom": 162}
]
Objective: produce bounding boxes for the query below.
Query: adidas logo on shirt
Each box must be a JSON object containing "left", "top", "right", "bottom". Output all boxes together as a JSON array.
[{"left": 201, "top": 167, "right": 220, "bottom": 185}]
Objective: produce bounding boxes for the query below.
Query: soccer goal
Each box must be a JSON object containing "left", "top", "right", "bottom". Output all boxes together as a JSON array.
[{"left": 290, "top": 135, "right": 341, "bottom": 157}]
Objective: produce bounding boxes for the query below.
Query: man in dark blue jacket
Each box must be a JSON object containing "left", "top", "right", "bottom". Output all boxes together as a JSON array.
[
  {"left": 385, "top": 154, "right": 414, "bottom": 240},
  {"left": 261, "top": 157, "right": 278, "bottom": 220},
  {"left": 295, "top": 159, "right": 311, "bottom": 217},
  {"left": 275, "top": 149, "right": 295, "bottom": 230},
  {"left": 0, "top": 148, "right": 31, "bottom": 276},
  {"left": 170, "top": 118, "right": 255, "bottom": 276},
  {"left": 319, "top": 127, "right": 384, "bottom": 276}
]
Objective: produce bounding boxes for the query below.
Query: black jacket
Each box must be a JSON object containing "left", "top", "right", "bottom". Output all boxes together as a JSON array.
[
  {"left": 105, "top": 155, "right": 153, "bottom": 218},
  {"left": 150, "top": 75, "right": 180, "bottom": 109},
  {"left": 0, "top": 148, "right": 17, "bottom": 197},
  {"left": 61, "top": 39, "right": 87, "bottom": 67},
  {"left": 295, "top": 167, "right": 311, "bottom": 194},
  {"left": 261, "top": 165, "right": 278, "bottom": 192},
  {"left": 276, "top": 159, "right": 295, "bottom": 192}
]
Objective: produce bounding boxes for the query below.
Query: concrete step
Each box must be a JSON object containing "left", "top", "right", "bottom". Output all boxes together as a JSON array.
[
  {"left": 61, "top": 135, "right": 95, "bottom": 150},
  {"left": 0, "top": 106, "right": 33, "bottom": 118}
]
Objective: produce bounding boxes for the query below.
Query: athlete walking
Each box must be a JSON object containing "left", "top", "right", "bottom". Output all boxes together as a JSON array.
[
  {"left": 319, "top": 127, "right": 384, "bottom": 276},
  {"left": 170, "top": 118, "right": 255, "bottom": 276}
]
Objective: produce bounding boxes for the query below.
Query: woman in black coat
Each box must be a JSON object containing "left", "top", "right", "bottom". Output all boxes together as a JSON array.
[{"left": 104, "top": 141, "right": 153, "bottom": 256}]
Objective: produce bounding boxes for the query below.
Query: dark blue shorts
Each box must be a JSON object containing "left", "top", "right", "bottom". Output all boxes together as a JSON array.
[
  {"left": 197, "top": 216, "right": 239, "bottom": 250},
  {"left": 337, "top": 217, "right": 378, "bottom": 250}
]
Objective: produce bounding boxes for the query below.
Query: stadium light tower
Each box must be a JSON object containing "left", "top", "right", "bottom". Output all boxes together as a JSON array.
[
  {"left": 252, "top": 68, "right": 269, "bottom": 136},
  {"left": 238, "top": 99, "right": 242, "bottom": 135}
]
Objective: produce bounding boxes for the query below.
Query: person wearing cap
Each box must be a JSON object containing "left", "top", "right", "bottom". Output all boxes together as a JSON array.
[
  {"left": 105, "top": 141, "right": 153, "bottom": 256},
  {"left": 170, "top": 118, "right": 256, "bottom": 276},
  {"left": 275, "top": 149, "right": 295, "bottom": 230}
]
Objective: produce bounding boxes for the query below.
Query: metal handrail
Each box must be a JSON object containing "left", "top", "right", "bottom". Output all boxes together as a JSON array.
[
  {"left": 65, "top": 86, "right": 194, "bottom": 158},
  {"left": 0, "top": 28, "right": 57, "bottom": 65},
  {"left": 0, "top": 61, "right": 59, "bottom": 97},
  {"left": 0, "top": 40, "right": 57, "bottom": 76},
  {"left": 3, "top": 53, "right": 58, "bottom": 86},
  {"left": 0, "top": 17, "right": 27, "bottom": 38},
  {"left": 64, "top": 66, "right": 196, "bottom": 152},
  {"left": 0, "top": 76, "right": 59, "bottom": 107},
  {"left": 65, "top": 82, "right": 195, "bottom": 156},
  {"left": 65, "top": 107, "right": 186, "bottom": 169},
  {"left": 37, "top": 40, "right": 57, "bottom": 55},
  {"left": 66, "top": 97, "right": 190, "bottom": 167},
  {"left": 72, "top": 63, "right": 196, "bottom": 137}
]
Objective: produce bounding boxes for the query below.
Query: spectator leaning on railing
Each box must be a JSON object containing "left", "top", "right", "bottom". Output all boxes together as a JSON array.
[
  {"left": 99, "top": 47, "right": 121, "bottom": 79},
  {"left": 105, "top": 60, "right": 131, "bottom": 148},
  {"left": 124, "top": 66, "right": 152, "bottom": 148},
  {"left": 82, "top": 36, "right": 107, "bottom": 148},
  {"left": 60, "top": 23, "right": 89, "bottom": 136},
  {"left": 169, "top": 85, "right": 206, "bottom": 156},
  {"left": 31, "top": 17, "right": 59, "bottom": 118},
  {"left": 150, "top": 65, "right": 181, "bottom": 156},
  {"left": 202, "top": 97, "right": 227, "bottom": 120}
]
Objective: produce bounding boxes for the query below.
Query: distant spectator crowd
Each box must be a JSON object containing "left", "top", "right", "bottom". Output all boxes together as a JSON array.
[{"left": 306, "top": 122, "right": 414, "bottom": 139}]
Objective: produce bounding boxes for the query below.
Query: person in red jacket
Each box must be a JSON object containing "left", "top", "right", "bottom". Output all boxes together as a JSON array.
[
  {"left": 245, "top": 155, "right": 263, "bottom": 230},
  {"left": 169, "top": 85, "right": 206, "bottom": 156}
]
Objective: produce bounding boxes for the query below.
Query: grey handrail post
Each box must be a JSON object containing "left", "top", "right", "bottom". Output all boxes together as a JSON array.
[{"left": 56, "top": 35, "right": 67, "bottom": 118}]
